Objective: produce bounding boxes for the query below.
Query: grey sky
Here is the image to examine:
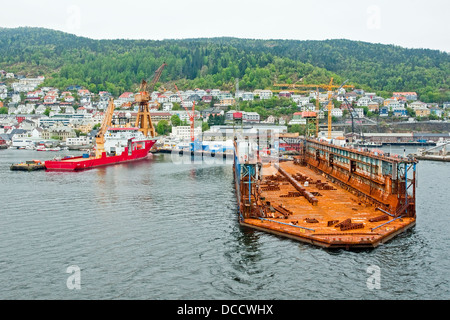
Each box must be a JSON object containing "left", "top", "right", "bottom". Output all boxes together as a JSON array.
[{"left": 1, "top": 0, "right": 449, "bottom": 52}]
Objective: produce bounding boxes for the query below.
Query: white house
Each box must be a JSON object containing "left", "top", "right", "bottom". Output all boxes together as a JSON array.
[
  {"left": 35, "top": 105, "right": 47, "bottom": 115},
  {"left": 65, "top": 106, "right": 75, "bottom": 114},
  {"left": 162, "top": 102, "right": 173, "bottom": 111},
  {"left": 171, "top": 125, "right": 202, "bottom": 141},
  {"left": 243, "top": 112, "right": 260, "bottom": 123},
  {"left": 357, "top": 97, "right": 371, "bottom": 107},
  {"left": 259, "top": 90, "right": 273, "bottom": 100},
  {"left": 330, "top": 108, "right": 343, "bottom": 118},
  {"left": 12, "top": 94, "right": 21, "bottom": 103},
  {"left": 242, "top": 92, "right": 254, "bottom": 101},
  {"left": 169, "top": 94, "right": 181, "bottom": 103},
  {"left": 409, "top": 101, "right": 427, "bottom": 111},
  {"left": 76, "top": 107, "right": 87, "bottom": 114},
  {"left": 354, "top": 108, "right": 364, "bottom": 118},
  {"left": 44, "top": 95, "right": 57, "bottom": 104},
  {"left": 157, "top": 95, "right": 169, "bottom": 103},
  {"left": 210, "top": 89, "right": 221, "bottom": 97}
]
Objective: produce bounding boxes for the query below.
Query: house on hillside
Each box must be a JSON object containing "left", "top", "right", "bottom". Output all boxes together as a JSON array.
[{"left": 258, "top": 90, "right": 272, "bottom": 100}]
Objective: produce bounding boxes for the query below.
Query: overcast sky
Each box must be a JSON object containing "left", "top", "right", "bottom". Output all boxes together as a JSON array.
[{"left": 1, "top": 0, "right": 449, "bottom": 52}]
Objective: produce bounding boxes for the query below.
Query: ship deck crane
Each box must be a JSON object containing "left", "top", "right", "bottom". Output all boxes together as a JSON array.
[
  {"left": 95, "top": 98, "right": 115, "bottom": 158},
  {"left": 174, "top": 84, "right": 197, "bottom": 142},
  {"left": 134, "top": 62, "right": 167, "bottom": 137}
]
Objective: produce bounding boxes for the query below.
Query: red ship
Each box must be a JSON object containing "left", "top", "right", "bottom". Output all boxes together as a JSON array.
[
  {"left": 44, "top": 127, "right": 156, "bottom": 171},
  {"left": 45, "top": 63, "right": 166, "bottom": 172}
]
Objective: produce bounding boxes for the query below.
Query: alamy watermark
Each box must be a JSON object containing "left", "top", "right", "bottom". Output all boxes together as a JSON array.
[
  {"left": 366, "top": 265, "right": 381, "bottom": 290},
  {"left": 169, "top": 130, "right": 280, "bottom": 166},
  {"left": 66, "top": 5, "right": 82, "bottom": 31},
  {"left": 66, "top": 265, "right": 81, "bottom": 290},
  {"left": 366, "top": 5, "right": 381, "bottom": 30}
]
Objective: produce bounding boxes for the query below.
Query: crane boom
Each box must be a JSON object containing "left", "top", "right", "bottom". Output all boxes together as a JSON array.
[
  {"left": 95, "top": 98, "right": 115, "bottom": 158},
  {"left": 274, "top": 79, "right": 354, "bottom": 139}
]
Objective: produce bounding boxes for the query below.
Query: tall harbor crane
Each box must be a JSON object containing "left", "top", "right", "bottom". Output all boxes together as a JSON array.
[
  {"left": 134, "top": 62, "right": 167, "bottom": 137},
  {"left": 174, "top": 84, "right": 197, "bottom": 142}
]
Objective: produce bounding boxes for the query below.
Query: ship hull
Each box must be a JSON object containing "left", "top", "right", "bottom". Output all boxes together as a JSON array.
[
  {"left": 233, "top": 138, "right": 418, "bottom": 249},
  {"left": 45, "top": 139, "right": 155, "bottom": 171}
]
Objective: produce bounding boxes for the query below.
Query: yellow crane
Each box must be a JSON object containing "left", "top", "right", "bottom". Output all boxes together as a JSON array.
[
  {"left": 134, "top": 62, "right": 167, "bottom": 137},
  {"left": 95, "top": 98, "right": 115, "bottom": 158},
  {"left": 274, "top": 79, "right": 353, "bottom": 139}
]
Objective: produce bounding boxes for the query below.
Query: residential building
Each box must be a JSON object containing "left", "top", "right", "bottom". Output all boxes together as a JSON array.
[
  {"left": 357, "top": 97, "right": 371, "bottom": 107},
  {"left": 368, "top": 101, "right": 379, "bottom": 112},
  {"left": 210, "top": 89, "right": 221, "bottom": 97},
  {"left": 259, "top": 90, "right": 273, "bottom": 100},
  {"left": 293, "top": 96, "right": 310, "bottom": 106},
  {"left": 217, "top": 98, "right": 236, "bottom": 107},
  {"left": 330, "top": 108, "right": 343, "bottom": 118},
  {"left": 354, "top": 108, "right": 364, "bottom": 118},
  {"left": 243, "top": 112, "right": 260, "bottom": 123},
  {"left": 149, "top": 111, "right": 172, "bottom": 124},
  {"left": 393, "top": 108, "right": 408, "bottom": 117},
  {"left": 242, "top": 92, "right": 254, "bottom": 101},
  {"left": 288, "top": 112, "right": 307, "bottom": 125},
  {"left": 364, "top": 92, "right": 376, "bottom": 99},
  {"left": 429, "top": 107, "right": 443, "bottom": 118},
  {"left": 409, "top": 101, "right": 427, "bottom": 111},
  {"left": 169, "top": 94, "right": 181, "bottom": 103},
  {"left": 171, "top": 125, "right": 202, "bottom": 141},
  {"left": 415, "top": 107, "right": 430, "bottom": 117},
  {"left": 379, "top": 106, "right": 389, "bottom": 117},
  {"left": 202, "top": 95, "right": 213, "bottom": 103},
  {"left": 393, "top": 92, "right": 418, "bottom": 101},
  {"left": 41, "top": 125, "right": 76, "bottom": 141},
  {"left": 162, "top": 102, "right": 173, "bottom": 111}
]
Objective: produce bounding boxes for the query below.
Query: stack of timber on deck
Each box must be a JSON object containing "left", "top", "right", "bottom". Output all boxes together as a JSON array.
[{"left": 234, "top": 138, "right": 417, "bottom": 249}]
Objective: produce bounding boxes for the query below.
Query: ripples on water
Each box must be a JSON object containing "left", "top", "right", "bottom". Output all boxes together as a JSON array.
[{"left": 0, "top": 148, "right": 448, "bottom": 299}]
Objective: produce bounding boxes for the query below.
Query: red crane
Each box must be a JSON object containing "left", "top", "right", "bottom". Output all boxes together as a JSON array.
[{"left": 174, "top": 84, "right": 197, "bottom": 142}]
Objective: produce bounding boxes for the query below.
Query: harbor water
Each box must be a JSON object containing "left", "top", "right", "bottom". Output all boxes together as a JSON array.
[{"left": 0, "top": 146, "right": 449, "bottom": 300}]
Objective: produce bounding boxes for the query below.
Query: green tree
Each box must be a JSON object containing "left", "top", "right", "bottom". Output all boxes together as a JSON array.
[
  {"left": 156, "top": 120, "right": 171, "bottom": 135},
  {"left": 0, "top": 107, "right": 8, "bottom": 114},
  {"left": 170, "top": 114, "right": 181, "bottom": 127},
  {"left": 288, "top": 124, "right": 306, "bottom": 135}
]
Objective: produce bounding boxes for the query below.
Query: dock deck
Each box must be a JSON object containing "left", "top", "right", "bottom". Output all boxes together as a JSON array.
[{"left": 240, "top": 161, "right": 415, "bottom": 248}]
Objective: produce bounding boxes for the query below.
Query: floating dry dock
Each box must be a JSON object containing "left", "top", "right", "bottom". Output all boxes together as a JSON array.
[{"left": 234, "top": 137, "right": 417, "bottom": 249}]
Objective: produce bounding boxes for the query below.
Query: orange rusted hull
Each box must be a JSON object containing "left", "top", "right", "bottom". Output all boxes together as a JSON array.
[
  {"left": 234, "top": 138, "right": 417, "bottom": 249},
  {"left": 240, "top": 161, "right": 415, "bottom": 248}
]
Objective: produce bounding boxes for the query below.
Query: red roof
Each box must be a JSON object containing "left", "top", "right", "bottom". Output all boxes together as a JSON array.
[
  {"left": 301, "top": 111, "right": 317, "bottom": 118},
  {"left": 119, "top": 92, "right": 134, "bottom": 98}
]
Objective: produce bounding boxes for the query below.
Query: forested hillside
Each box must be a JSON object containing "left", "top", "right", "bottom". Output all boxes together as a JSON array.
[{"left": 0, "top": 27, "right": 448, "bottom": 102}]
